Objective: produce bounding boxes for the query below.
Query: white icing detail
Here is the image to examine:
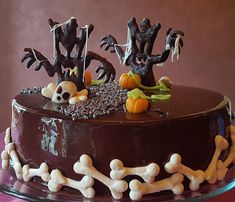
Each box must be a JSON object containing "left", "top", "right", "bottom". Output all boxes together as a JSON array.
[
  {"left": 129, "top": 173, "right": 184, "bottom": 200},
  {"left": 48, "top": 169, "right": 95, "bottom": 198},
  {"left": 205, "top": 135, "right": 229, "bottom": 184},
  {"left": 164, "top": 153, "right": 205, "bottom": 191},
  {"left": 110, "top": 159, "right": 159, "bottom": 183},
  {"left": 51, "top": 17, "right": 77, "bottom": 58},
  {"left": 224, "top": 125, "right": 235, "bottom": 167},
  {"left": 73, "top": 154, "right": 128, "bottom": 199},
  {"left": 114, "top": 26, "right": 132, "bottom": 65},
  {"left": 12, "top": 99, "right": 26, "bottom": 114},
  {"left": 42, "top": 83, "right": 57, "bottom": 99},
  {"left": 6, "top": 143, "right": 23, "bottom": 179},
  {"left": 23, "top": 162, "right": 50, "bottom": 182},
  {"left": 165, "top": 43, "right": 171, "bottom": 50},
  {"left": 156, "top": 63, "right": 164, "bottom": 67},
  {"left": 171, "top": 35, "right": 181, "bottom": 62},
  {"left": 227, "top": 99, "right": 232, "bottom": 121}
]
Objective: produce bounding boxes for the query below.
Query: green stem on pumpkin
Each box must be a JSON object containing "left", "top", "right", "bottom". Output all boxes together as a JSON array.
[
  {"left": 128, "top": 71, "right": 170, "bottom": 92},
  {"left": 91, "top": 79, "right": 104, "bottom": 86},
  {"left": 127, "top": 88, "right": 171, "bottom": 101}
]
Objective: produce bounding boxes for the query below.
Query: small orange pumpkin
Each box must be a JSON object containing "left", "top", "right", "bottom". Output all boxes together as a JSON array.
[
  {"left": 119, "top": 72, "right": 141, "bottom": 90},
  {"left": 84, "top": 71, "right": 92, "bottom": 86},
  {"left": 126, "top": 97, "right": 149, "bottom": 113}
]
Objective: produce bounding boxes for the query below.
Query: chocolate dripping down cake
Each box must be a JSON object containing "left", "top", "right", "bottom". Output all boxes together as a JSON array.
[{"left": 1, "top": 17, "right": 235, "bottom": 201}]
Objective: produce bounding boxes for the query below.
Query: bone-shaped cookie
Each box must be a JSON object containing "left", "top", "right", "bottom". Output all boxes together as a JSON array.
[
  {"left": 73, "top": 154, "right": 128, "bottom": 199},
  {"left": 164, "top": 153, "right": 205, "bottom": 191},
  {"left": 4, "top": 127, "right": 11, "bottom": 144},
  {"left": 23, "top": 162, "right": 50, "bottom": 182},
  {"left": 48, "top": 169, "right": 95, "bottom": 198},
  {"left": 129, "top": 173, "right": 184, "bottom": 200},
  {"left": 69, "top": 89, "right": 89, "bottom": 104},
  {"left": 1, "top": 150, "right": 9, "bottom": 169},
  {"left": 6, "top": 143, "right": 23, "bottom": 179},
  {"left": 224, "top": 125, "right": 235, "bottom": 167},
  {"left": 205, "top": 135, "right": 228, "bottom": 183},
  {"left": 41, "top": 83, "right": 57, "bottom": 99},
  {"left": 216, "top": 160, "right": 228, "bottom": 181},
  {"left": 1, "top": 128, "right": 11, "bottom": 169},
  {"left": 110, "top": 159, "right": 159, "bottom": 183}
]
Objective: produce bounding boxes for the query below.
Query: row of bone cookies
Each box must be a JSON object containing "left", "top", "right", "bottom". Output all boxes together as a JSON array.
[
  {"left": 1, "top": 128, "right": 181, "bottom": 200},
  {"left": 1, "top": 126, "right": 235, "bottom": 200}
]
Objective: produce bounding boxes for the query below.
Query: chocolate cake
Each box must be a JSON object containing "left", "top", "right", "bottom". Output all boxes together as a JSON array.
[{"left": 1, "top": 17, "right": 235, "bottom": 201}]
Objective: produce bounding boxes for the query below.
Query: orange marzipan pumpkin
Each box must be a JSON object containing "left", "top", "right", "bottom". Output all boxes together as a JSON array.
[
  {"left": 126, "top": 97, "right": 149, "bottom": 113},
  {"left": 84, "top": 71, "right": 92, "bottom": 86},
  {"left": 119, "top": 72, "right": 141, "bottom": 90}
]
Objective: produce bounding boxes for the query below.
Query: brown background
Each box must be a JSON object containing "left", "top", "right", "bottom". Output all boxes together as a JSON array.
[{"left": 0, "top": 1, "right": 235, "bottom": 201}]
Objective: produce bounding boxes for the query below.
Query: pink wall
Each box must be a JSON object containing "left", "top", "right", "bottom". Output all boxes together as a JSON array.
[{"left": 0, "top": 0, "right": 235, "bottom": 130}]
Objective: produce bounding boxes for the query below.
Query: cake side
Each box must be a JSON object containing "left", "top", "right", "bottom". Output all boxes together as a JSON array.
[{"left": 9, "top": 85, "right": 232, "bottom": 197}]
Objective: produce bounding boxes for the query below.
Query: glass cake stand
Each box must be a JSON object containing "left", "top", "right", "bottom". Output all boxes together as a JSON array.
[{"left": 0, "top": 134, "right": 235, "bottom": 202}]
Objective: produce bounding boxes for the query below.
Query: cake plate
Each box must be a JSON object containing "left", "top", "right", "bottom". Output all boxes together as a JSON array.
[{"left": 0, "top": 134, "right": 235, "bottom": 202}]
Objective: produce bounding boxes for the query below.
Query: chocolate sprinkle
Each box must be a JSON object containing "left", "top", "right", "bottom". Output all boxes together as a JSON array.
[{"left": 59, "top": 81, "right": 128, "bottom": 120}]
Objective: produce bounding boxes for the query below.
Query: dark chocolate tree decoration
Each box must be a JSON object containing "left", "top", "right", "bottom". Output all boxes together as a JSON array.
[
  {"left": 101, "top": 17, "right": 184, "bottom": 87},
  {"left": 21, "top": 17, "right": 116, "bottom": 91}
]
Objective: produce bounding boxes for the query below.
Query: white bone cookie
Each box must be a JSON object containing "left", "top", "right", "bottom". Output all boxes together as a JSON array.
[
  {"left": 1, "top": 128, "right": 11, "bottom": 169},
  {"left": 42, "top": 83, "right": 57, "bottom": 99},
  {"left": 48, "top": 169, "right": 95, "bottom": 198},
  {"left": 224, "top": 125, "right": 235, "bottom": 167},
  {"left": 165, "top": 153, "right": 205, "bottom": 191},
  {"left": 73, "top": 154, "right": 128, "bottom": 199},
  {"left": 6, "top": 143, "right": 23, "bottom": 179},
  {"left": 23, "top": 162, "right": 50, "bottom": 182},
  {"left": 205, "top": 135, "right": 229, "bottom": 184},
  {"left": 129, "top": 173, "right": 184, "bottom": 200},
  {"left": 69, "top": 89, "right": 89, "bottom": 105},
  {"left": 110, "top": 159, "right": 159, "bottom": 183}
]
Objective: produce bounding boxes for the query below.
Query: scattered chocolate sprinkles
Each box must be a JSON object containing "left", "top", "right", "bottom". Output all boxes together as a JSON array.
[
  {"left": 21, "top": 87, "right": 42, "bottom": 95},
  {"left": 59, "top": 81, "right": 128, "bottom": 120}
]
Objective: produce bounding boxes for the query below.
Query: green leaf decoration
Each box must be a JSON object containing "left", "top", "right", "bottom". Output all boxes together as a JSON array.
[
  {"left": 127, "top": 88, "right": 148, "bottom": 99},
  {"left": 128, "top": 71, "right": 170, "bottom": 92},
  {"left": 150, "top": 94, "right": 171, "bottom": 101},
  {"left": 127, "top": 88, "right": 171, "bottom": 101},
  {"left": 91, "top": 80, "right": 104, "bottom": 86}
]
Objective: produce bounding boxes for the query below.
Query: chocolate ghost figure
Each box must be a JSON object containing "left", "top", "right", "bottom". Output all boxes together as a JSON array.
[
  {"left": 21, "top": 18, "right": 116, "bottom": 91},
  {"left": 101, "top": 17, "right": 184, "bottom": 86}
]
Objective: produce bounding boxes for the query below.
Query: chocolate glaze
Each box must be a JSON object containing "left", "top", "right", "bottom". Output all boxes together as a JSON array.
[{"left": 11, "top": 85, "right": 231, "bottom": 197}]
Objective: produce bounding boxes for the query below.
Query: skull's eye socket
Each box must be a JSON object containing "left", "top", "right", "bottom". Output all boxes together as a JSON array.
[
  {"left": 56, "top": 86, "right": 63, "bottom": 94},
  {"left": 62, "top": 92, "right": 70, "bottom": 100},
  {"left": 57, "top": 96, "right": 61, "bottom": 101}
]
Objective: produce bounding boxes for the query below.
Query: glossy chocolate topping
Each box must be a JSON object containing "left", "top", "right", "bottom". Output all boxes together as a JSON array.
[
  {"left": 14, "top": 85, "right": 227, "bottom": 123},
  {"left": 11, "top": 85, "right": 231, "bottom": 196}
]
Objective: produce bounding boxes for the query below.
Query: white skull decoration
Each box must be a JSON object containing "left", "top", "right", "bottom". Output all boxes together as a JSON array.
[{"left": 52, "top": 81, "right": 77, "bottom": 103}]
